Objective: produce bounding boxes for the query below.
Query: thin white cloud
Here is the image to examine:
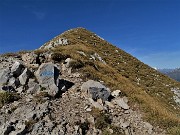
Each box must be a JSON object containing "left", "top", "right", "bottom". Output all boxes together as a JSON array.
[
  {"left": 22, "top": 4, "right": 46, "bottom": 20},
  {"left": 32, "top": 11, "right": 46, "bottom": 20}
]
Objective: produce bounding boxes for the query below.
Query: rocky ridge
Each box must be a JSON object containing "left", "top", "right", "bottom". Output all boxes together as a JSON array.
[
  {"left": 0, "top": 52, "right": 165, "bottom": 135},
  {"left": 0, "top": 27, "right": 180, "bottom": 134}
]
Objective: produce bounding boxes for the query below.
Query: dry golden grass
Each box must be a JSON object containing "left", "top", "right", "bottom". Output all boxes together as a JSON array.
[{"left": 38, "top": 28, "right": 180, "bottom": 134}]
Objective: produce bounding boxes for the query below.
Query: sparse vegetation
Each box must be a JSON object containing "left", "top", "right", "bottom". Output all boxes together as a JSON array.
[
  {"left": 95, "top": 112, "right": 112, "bottom": 130},
  {"left": 1, "top": 52, "right": 20, "bottom": 57},
  {"left": 33, "top": 91, "right": 50, "bottom": 103},
  {"left": 0, "top": 92, "right": 20, "bottom": 108},
  {"left": 90, "top": 108, "right": 112, "bottom": 130},
  {"left": 0, "top": 28, "right": 175, "bottom": 133},
  {"left": 25, "top": 119, "right": 37, "bottom": 131},
  {"left": 34, "top": 48, "right": 48, "bottom": 55},
  {"left": 18, "top": 50, "right": 31, "bottom": 54},
  {"left": 51, "top": 52, "right": 70, "bottom": 62},
  {"left": 68, "top": 59, "right": 84, "bottom": 69},
  {"left": 41, "top": 28, "right": 180, "bottom": 133}
]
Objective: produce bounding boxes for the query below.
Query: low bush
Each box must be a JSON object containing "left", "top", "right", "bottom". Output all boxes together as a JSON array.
[
  {"left": 33, "top": 92, "right": 51, "bottom": 103},
  {"left": 0, "top": 92, "right": 20, "bottom": 108},
  {"left": 51, "top": 52, "right": 70, "bottom": 62}
]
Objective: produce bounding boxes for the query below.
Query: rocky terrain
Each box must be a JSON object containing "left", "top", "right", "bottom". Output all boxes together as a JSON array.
[{"left": 0, "top": 28, "right": 180, "bottom": 135}]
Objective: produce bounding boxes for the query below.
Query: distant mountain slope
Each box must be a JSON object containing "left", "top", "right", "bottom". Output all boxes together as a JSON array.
[
  {"left": 158, "top": 69, "right": 174, "bottom": 74},
  {"left": 167, "top": 68, "right": 180, "bottom": 82},
  {"left": 159, "top": 68, "right": 180, "bottom": 82}
]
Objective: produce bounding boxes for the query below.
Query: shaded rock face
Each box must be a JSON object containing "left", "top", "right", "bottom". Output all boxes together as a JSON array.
[
  {"left": 8, "top": 77, "right": 20, "bottom": 88},
  {"left": 11, "top": 61, "right": 24, "bottom": 77},
  {"left": 0, "top": 68, "right": 10, "bottom": 85},
  {"left": 88, "top": 87, "right": 110, "bottom": 101},
  {"left": 35, "top": 63, "right": 60, "bottom": 96},
  {"left": 19, "top": 68, "right": 31, "bottom": 85},
  {"left": 81, "top": 80, "right": 111, "bottom": 101}
]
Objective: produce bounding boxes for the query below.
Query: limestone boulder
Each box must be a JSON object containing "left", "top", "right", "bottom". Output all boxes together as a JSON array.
[
  {"left": 81, "top": 80, "right": 111, "bottom": 101},
  {"left": 35, "top": 63, "right": 60, "bottom": 97},
  {"left": 11, "top": 61, "right": 24, "bottom": 77},
  {"left": 64, "top": 58, "right": 73, "bottom": 68},
  {"left": 8, "top": 77, "right": 20, "bottom": 88},
  {"left": 0, "top": 68, "right": 10, "bottom": 85},
  {"left": 111, "top": 90, "right": 121, "bottom": 98},
  {"left": 113, "top": 97, "right": 129, "bottom": 110},
  {"left": 19, "top": 68, "right": 31, "bottom": 85}
]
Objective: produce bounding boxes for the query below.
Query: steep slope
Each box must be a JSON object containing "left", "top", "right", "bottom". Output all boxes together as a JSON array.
[
  {"left": 0, "top": 27, "right": 180, "bottom": 134},
  {"left": 40, "top": 27, "right": 180, "bottom": 132}
]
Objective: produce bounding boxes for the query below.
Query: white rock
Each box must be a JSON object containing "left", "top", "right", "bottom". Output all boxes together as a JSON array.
[
  {"left": 111, "top": 90, "right": 121, "bottom": 97},
  {"left": 81, "top": 80, "right": 110, "bottom": 101},
  {"left": 144, "top": 122, "right": 153, "bottom": 134},
  {"left": 120, "top": 121, "right": 130, "bottom": 129},
  {"left": 88, "top": 98, "right": 104, "bottom": 110},
  {"left": 35, "top": 62, "right": 60, "bottom": 97},
  {"left": 19, "top": 68, "right": 31, "bottom": 85},
  {"left": 11, "top": 61, "right": 24, "bottom": 77},
  {"left": 114, "top": 97, "right": 129, "bottom": 110},
  {"left": 0, "top": 68, "right": 10, "bottom": 85},
  {"left": 105, "top": 101, "right": 115, "bottom": 108}
]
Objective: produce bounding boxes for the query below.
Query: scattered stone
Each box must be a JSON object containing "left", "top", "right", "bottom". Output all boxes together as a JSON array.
[
  {"left": 22, "top": 52, "right": 38, "bottom": 64},
  {"left": 144, "top": 122, "right": 153, "bottom": 134},
  {"left": 19, "top": 68, "right": 31, "bottom": 85},
  {"left": 81, "top": 80, "right": 110, "bottom": 101},
  {"left": 88, "top": 98, "right": 104, "bottom": 110},
  {"left": 77, "top": 51, "right": 86, "bottom": 56},
  {"left": 120, "top": 121, "right": 130, "bottom": 129},
  {"left": 113, "top": 97, "right": 130, "bottom": 110},
  {"left": 86, "top": 108, "right": 92, "bottom": 112},
  {"left": 64, "top": 58, "right": 73, "bottom": 68},
  {"left": 8, "top": 77, "right": 20, "bottom": 88},
  {"left": 0, "top": 68, "right": 10, "bottom": 85},
  {"left": 11, "top": 61, "right": 24, "bottom": 77},
  {"left": 111, "top": 90, "right": 121, "bottom": 97},
  {"left": 105, "top": 101, "right": 115, "bottom": 108},
  {"left": 2, "top": 85, "right": 15, "bottom": 92}
]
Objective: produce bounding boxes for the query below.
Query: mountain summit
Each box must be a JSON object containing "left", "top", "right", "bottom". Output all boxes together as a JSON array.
[{"left": 0, "top": 28, "right": 180, "bottom": 134}]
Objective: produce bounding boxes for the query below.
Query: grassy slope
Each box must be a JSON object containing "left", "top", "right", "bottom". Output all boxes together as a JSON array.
[{"left": 40, "top": 28, "right": 180, "bottom": 134}]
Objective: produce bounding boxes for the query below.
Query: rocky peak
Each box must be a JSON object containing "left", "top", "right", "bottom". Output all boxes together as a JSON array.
[{"left": 0, "top": 27, "right": 180, "bottom": 135}]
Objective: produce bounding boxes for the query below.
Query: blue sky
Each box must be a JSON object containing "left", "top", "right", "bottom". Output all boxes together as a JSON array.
[{"left": 0, "top": 0, "right": 180, "bottom": 68}]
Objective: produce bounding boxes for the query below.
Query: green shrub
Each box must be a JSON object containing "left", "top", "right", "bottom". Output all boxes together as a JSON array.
[
  {"left": 25, "top": 119, "right": 36, "bottom": 131},
  {"left": 1, "top": 52, "right": 19, "bottom": 57},
  {"left": 69, "top": 60, "right": 84, "bottom": 69},
  {"left": 51, "top": 52, "right": 70, "bottom": 62},
  {"left": 94, "top": 111, "right": 112, "bottom": 130},
  {"left": 33, "top": 92, "right": 50, "bottom": 103},
  {"left": 34, "top": 49, "right": 48, "bottom": 55},
  {"left": 0, "top": 92, "right": 20, "bottom": 108}
]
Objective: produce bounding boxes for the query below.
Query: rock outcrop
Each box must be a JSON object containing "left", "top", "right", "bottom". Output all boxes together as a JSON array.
[
  {"left": 35, "top": 63, "right": 60, "bottom": 97},
  {"left": 0, "top": 68, "right": 10, "bottom": 85},
  {"left": 81, "top": 80, "right": 111, "bottom": 101},
  {"left": 1, "top": 28, "right": 178, "bottom": 135},
  {"left": 0, "top": 55, "right": 165, "bottom": 135}
]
